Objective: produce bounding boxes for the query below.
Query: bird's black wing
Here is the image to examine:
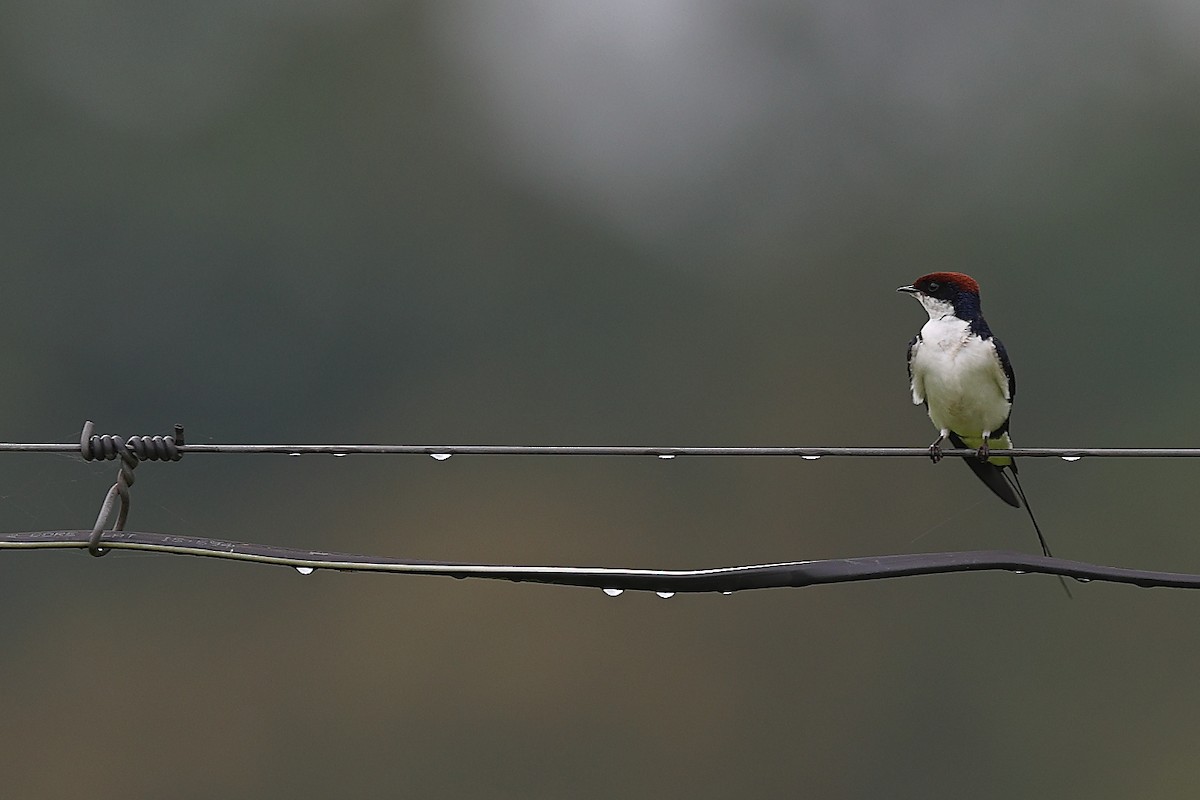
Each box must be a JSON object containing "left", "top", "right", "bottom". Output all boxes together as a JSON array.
[{"left": 991, "top": 335, "right": 1016, "bottom": 401}]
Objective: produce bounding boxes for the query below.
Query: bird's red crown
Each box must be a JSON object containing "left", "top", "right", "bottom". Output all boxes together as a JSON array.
[{"left": 914, "top": 272, "right": 980, "bottom": 295}]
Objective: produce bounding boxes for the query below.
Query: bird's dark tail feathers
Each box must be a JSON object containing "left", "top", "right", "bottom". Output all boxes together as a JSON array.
[
  {"left": 1003, "top": 468, "right": 1050, "bottom": 558},
  {"left": 945, "top": 433, "right": 1071, "bottom": 597},
  {"left": 947, "top": 432, "right": 1020, "bottom": 507},
  {"left": 1002, "top": 468, "right": 1072, "bottom": 599}
]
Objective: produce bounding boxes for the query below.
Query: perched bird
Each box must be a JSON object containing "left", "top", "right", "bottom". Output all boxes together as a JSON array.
[{"left": 898, "top": 272, "right": 1056, "bottom": 563}]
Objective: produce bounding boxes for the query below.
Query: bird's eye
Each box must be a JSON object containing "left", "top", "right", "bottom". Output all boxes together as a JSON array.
[{"left": 927, "top": 281, "right": 940, "bottom": 292}]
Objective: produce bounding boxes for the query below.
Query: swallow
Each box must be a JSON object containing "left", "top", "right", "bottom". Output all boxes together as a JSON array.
[{"left": 898, "top": 272, "right": 1059, "bottom": 566}]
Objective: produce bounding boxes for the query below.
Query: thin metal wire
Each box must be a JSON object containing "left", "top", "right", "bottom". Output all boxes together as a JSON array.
[
  {"left": 2, "top": 442, "right": 1199, "bottom": 458},
  {"left": 0, "top": 530, "right": 1196, "bottom": 592},
  {"left": 0, "top": 423, "right": 1194, "bottom": 593}
]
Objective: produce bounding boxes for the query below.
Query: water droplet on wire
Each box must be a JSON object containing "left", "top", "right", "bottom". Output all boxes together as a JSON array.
[
  {"left": 288, "top": 452, "right": 302, "bottom": 457},
  {"left": 656, "top": 591, "right": 675, "bottom": 599},
  {"left": 295, "top": 566, "right": 315, "bottom": 575},
  {"left": 602, "top": 588, "right": 623, "bottom": 597},
  {"left": 430, "top": 453, "right": 452, "bottom": 461},
  {"left": 333, "top": 453, "right": 347, "bottom": 458},
  {"left": 801, "top": 455, "right": 821, "bottom": 461},
  {"left": 1061, "top": 455, "right": 1082, "bottom": 462},
  {"left": 721, "top": 591, "right": 734, "bottom": 596},
  {"left": 657, "top": 454, "right": 676, "bottom": 460}
]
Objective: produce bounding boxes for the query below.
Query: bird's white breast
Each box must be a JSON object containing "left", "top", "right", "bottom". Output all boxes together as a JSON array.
[{"left": 910, "top": 316, "right": 1011, "bottom": 438}]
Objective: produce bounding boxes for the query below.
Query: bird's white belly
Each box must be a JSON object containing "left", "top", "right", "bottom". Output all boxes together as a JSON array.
[{"left": 912, "top": 320, "right": 1010, "bottom": 437}]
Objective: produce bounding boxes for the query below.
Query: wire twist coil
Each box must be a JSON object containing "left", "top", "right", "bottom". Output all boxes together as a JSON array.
[{"left": 80, "top": 421, "right": 184, "bottom": 557}]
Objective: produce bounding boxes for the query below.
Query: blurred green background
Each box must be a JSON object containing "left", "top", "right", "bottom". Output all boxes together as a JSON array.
[{"left": 3, "top": 1, "right": 1200, "bottom": 797}]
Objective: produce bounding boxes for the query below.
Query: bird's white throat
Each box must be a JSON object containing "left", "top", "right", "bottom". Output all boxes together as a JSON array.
[{"left": 914, "top": 294, "right": 955, "bottom": 320}]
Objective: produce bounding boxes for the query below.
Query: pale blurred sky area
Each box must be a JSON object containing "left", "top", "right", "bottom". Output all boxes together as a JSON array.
[{"left": 3, "top": 2, "right": 1200, "bottom": 798}]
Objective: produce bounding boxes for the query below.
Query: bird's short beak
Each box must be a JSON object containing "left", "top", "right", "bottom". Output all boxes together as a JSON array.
[{"left": 896, "top": 285, "right": 918, "bottom": 294}]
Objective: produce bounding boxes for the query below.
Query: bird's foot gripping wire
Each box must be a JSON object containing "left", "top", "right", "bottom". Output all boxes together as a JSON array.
[
  {"left": 928, "top": 431, "right": 948, "bottom": 463},
  {"left": 80, "top": 420, "right": 184, "bottom": 557},
  {"left": 976, "top": 441, "right": 990, "bottom": 461}
]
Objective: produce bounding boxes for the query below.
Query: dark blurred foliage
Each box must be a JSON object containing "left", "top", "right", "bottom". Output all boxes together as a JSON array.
[{"left": 2, "top": 1, "right": 1200, "bottom": 796}]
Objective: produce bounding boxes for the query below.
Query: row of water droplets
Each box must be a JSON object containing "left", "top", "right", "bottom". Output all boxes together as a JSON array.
[
  {"left": 423, "top": 453, "right": 701, "bottom": 461},
  {"left": 336, "top": 449, "right": 787, "bottom": 589},
  {"left": 290, "top": 568, "right": 734, "bottom": 594},
  {"left": 285, "top": 450, "right": 752, "bottom": 586},
  {"left": 285, "top": 449, "right": 1082, "bottom": 581},
  {"left": 349, "top": 452, "right": 824, "bottom": 460},
  {"left": 286, "top": 452, "right": 1086, "bottom": 461},
  {"left": 602, "top": 588, "right": 734, "bottom": 597}
]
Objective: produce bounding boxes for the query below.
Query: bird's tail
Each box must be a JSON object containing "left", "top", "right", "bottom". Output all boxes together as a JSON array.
[
  {"left": 948, "top": 432, "right": 1020, "bottom": 507},
  {"left": 945, "top": 433, "right": 1070, "bottom": 597},
  {"left": 1002, "top": 468, "right": 1072, "bottom": 599},
  {"left": 1003, "top": 468, "right": 1050, "bottom": 558}
]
